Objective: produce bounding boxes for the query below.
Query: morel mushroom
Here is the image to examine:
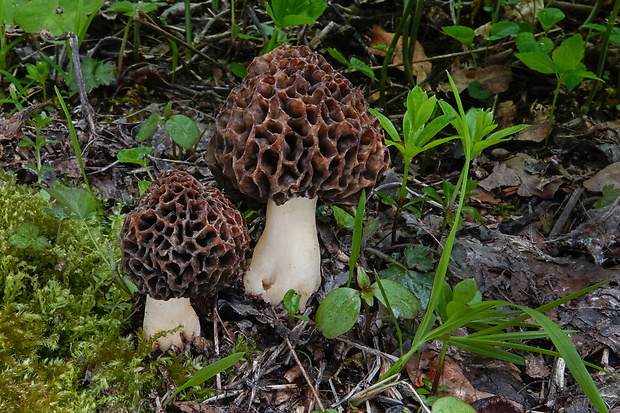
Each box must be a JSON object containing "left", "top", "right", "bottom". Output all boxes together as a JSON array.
[
  {"left": 121, "top": 170, "right": 249, "bottom": 351},
  {"left": 206, "top": 45, "right": 390, "bottom": 309}
]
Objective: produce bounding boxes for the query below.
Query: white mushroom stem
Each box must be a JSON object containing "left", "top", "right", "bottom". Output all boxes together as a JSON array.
[
  {"left": 142, "top": 296, "right": 201, "bottom": 351},
  {"left": 244, "top": 197, "right": 321, "bottom": 310}
]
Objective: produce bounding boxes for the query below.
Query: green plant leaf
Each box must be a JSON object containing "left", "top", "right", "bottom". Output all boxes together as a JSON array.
[
  {"left": 515, "top": 32, "right": 553, "bottom": 53},
  {"left": 371, "top": 278, "right": 420, "bottom": 319},
  {"left": 552, "top": 34, "right": 585, "bottom": 74},
  {"left": 135, "top": 112, "right": 162, "bottom": 143},
  {"left": 356, "top": 267, "right": 371, "bottom": 290},
  {"left": 230, "top": 61, "right": 247, "bottom": 78},
  {"left": 14, "top": 0, "right": 103, "bottom": 35},
  {"left": 117, "top": 146, "right": 155, "bottom": 165},
  {"left": 348, "top": 189, "right": 366, "bottom": 281},
  {"left": 268, "top": 0, "right": 326, "bottom": 28},
  {"left": 79, "top": 57, "right": 115, "bottom": 92},
  {"left": 331, "top": 205, "right": 355, "bottom": 229},
  {"left": 45, "top": 186, "right": 98, "bottom": 220},
  {"left": 165, "top": 352, "right": 245, "bottom": 406},
  {"left": 442, "top": 25, "right": 475, "bottom": 48},
  {"left": 327, "top": 47, "right": 349, "bottom": 66},
  {"left": 379, "top": 266, "right": 433, "bottom": 310},
  {"left": 368, "top": 108, "right": 401, "bottom": 143},
  {"left": 432, "top": 396, "right": 476, "bottom": 413},
  {"left": 349, "top": 57, "right": 377, "bottom": 81},
  {"left": 165, "top": 115, "right": 201, "bottom": 149},
  {"left": 485, "top": 21, "right": 520, "bottom": 41},
  {"left": 536, "top": 7, "right": 565, "bottom": 33},
  {"left": 9, "top": 222, "right": 50, "bottom": 250},
  {"left": 315, "top": 287, "right": 360, "bottom": 339},
  {"left": 452, "top": 278, "right": 479, "bottom": 305},
  {"left": 515, "top": 52, "right": 557, "bottom": 74},
  {"left": 595, "top": 185, "right": 620, "bottom": 208}
]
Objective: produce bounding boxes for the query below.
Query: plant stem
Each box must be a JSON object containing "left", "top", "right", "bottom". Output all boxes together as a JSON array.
[
  {"left": 379, "top": 0, "right": 417, "bottom": 106},
  {"left": 118, "top": 19, "right": 131, "bottom": 73},
  {"left": 545, "top": 77, "right": 562, "bottom": 145},
  {"left": 391, "top": 158, "right": 411, "bottom": 245},
  {"left": 583, "top": 0, "right": 620, "bottom": 113},
  {"left": 185, "top": 0, "right": 193, "bottom": 60}
]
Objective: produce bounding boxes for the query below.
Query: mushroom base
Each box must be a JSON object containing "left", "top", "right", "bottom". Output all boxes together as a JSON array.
[
  {"left": 143, "top": 296, "right": 201, "bottom": 351},
  {"left": 244, "top": 197, "right": 321, "bottom": 309}
]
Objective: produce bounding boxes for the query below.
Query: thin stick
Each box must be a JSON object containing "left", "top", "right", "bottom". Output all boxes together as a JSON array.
[{"left": 284, "top": 337, "right": 324, "bottom": 411}]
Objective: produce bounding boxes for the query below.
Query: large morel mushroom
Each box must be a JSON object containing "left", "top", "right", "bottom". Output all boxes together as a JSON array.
[
  {"left": 206, "top": 44, "right": 390, "bottom": 309},
  {"left": 121, "top": 170, "right": 249, "bottom": 351}
]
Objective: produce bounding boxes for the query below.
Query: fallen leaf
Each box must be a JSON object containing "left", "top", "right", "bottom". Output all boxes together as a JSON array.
[
  {"left": 475, "top": 65, "right": 512, "bottom": 94},
  {"left": 516, "top": 124, "right": 548, "bottom": 143},
  {"left": 583, "top": 162, "right": 620, "bottom": 192},
  {"left": 368, "top": 25, "right": 431, "bottom": 81}
]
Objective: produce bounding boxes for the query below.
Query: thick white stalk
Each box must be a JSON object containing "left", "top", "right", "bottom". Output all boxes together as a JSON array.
[
  {"left": 244, "top": 197, "right": 321, "bottom": 309},
  {"left": 143, "top": 296, "right": 201, "bottom": 351}
]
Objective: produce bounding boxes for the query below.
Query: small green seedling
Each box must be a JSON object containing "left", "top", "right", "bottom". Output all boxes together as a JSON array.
[
  {"left": 516, "top": 34, "right": 602, "bottom": 143},
  {"left": 106, "top": 1, "right": 166, "bottom": 72},
  {"left": 262, "top": 0, "right": 327, "bottom": 53},
  {"left": 327, "top": 48, "right": 376, "bottom": 81},
  {"left": 370, "top": 86, "right": 455, "bottom": 244},
  {"left": 422, "top": 178, "right": 482, "bottom": 231},
  {"left": 25, "top": 61, "right": 50, "bottom": 100},
  {"left": 283, "top": 289, "right": 310, "bottom": 321},
  {"left": 18, "top": 112, "right": 57, "bottom": 182},
  {"left": 9, "top": 222, "right": 50, "bottom": 250},
  {"left": 315, "top": 267, "right": 420, "bottom": 339},
  {"left": 133, "top": 103, "right": 202, "bottom": 159},
  {"left": 595, "top": 185, "right": 620, "bottom": 208},
  {"left": 117, "top": 147, "right": 155, "bottom": 192}
]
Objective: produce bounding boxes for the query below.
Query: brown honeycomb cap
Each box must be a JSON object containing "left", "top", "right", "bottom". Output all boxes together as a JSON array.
[
  {"left": 120, "top": 170, "right": 249, "bottom": 300},
  {"left": 206, "top": 44, "right": 390, "bottom": 206}
]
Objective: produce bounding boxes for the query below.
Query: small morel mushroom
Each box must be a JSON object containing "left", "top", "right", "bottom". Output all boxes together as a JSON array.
[
  {"left": 121, "top": 170, "right": 249, "bottom": 351},
  {"left": 206, "top": 44, "right": 390, "bottom": 309}
]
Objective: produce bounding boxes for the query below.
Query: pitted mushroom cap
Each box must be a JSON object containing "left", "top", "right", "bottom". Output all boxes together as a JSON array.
[
  {"left": 120, "top": 170, "right": 249, "bottom": 301},
  {"left": 206, "top": 44, "right": 390, "bottom": 206}
]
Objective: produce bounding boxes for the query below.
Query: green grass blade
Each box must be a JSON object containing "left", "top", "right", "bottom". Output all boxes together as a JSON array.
[
  {"left": 164, "top": 352, "right": 245, "bottom": 406},
  {"left": 513, "top": 305, "right": 609, "bottom": 413}
]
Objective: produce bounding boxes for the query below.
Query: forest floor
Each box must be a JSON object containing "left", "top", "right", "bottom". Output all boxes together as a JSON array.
[{"left": 1, "top": 0, "right": 620, "bottom": 412}]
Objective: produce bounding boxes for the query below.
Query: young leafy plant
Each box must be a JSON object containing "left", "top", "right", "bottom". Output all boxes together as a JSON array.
[
  {"left": 25, "top": 61, "right": 50, "bottom": 100},
  {"left": 18, "top": 111, "right": 57, "bottom": 182},
  {"left": 374, "top": 77, "right": 608, "bottom": 413},
  {"left": 131, "top": 103, "right": 202, "bottom": 159},
  {"left": 316, "top": 191, "right": 420, "bottom": 340},
  {"left": 262, "top": 0, "right": 327, "bottom": 53},
  {"left": 369, "top": 85, "right": 455, "bottom": 244},
  {"left": 283, "top": 289, "right": 310, "bottom": 321},
  {"left": 315, "top": 267, "right": 420, "bottom": 339},
  {"left": 9, "top": 222, "right": 50, "bottom": 250},
  {"left": 515, "top": 34, "right": 602, "bottom": 143}
]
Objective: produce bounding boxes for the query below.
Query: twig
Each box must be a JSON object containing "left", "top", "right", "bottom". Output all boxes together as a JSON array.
[
  {"left": 548, "top": 187, "right": 583, "bottom": 238},
  {"left": 284, "top": 337, "right": 325, "bottom": 411},
  {"left": 42, "top": 31, "right": 97, "bottom": 141}
]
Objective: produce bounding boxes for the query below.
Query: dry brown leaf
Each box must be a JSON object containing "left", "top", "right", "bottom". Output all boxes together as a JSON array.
[
  {"left": 367, "top": 25, "right": 431, "bottom": 81},
  {"left": 475, "top": 65, "right": 512, "bottom": 94},
  {"left": 583, "top": 162, "right": 620, "bottom": 192}
]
